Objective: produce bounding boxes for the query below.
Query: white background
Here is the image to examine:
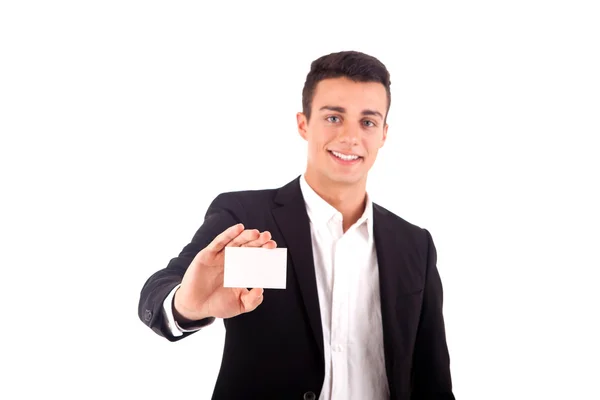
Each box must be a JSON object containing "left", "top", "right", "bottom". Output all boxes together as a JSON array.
[{"left": 1, "top": 1, "right": 599, "bottom": 399}]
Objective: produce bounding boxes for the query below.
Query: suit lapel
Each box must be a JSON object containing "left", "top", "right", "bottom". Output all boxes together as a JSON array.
[
  {"left": 272, "top": 177, "right": 325, "bottom": 360},
  {"left": 373, "top": 205, "right": 399, "bottom": 390},
  {"left": 270, "top": 178, "right": 424, "bottom": 384},
  {"left": 373, "top": 204, "right": 427, "bottom": 394}
]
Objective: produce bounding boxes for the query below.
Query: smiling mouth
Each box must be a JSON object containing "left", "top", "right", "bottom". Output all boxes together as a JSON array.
[{"left": 329, "top": 150, "right": 362, "bottom": 161}]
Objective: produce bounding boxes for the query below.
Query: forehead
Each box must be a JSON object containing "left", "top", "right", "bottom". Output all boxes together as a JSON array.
[{"left": 312, "top": 77, "right": 387, "bottom": 112}]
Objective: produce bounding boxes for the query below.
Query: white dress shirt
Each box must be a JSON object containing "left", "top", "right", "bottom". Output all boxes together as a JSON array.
[
  {"left": 163, "top": 174, "right": 389, "bottom": 399},
  {"left": 299, "top": 175, "right": 388, "bottom": 400}
]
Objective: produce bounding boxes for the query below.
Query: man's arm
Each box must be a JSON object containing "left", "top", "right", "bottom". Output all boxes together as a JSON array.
[
  {"left": 162, "top": 284, "right": 215, "bottom": 338},
  {"left": 411, "top": 229, "right": 455, "bottom": 400},
  {"left": 137, "top": 193, "right": 244, "bottom": 342}
]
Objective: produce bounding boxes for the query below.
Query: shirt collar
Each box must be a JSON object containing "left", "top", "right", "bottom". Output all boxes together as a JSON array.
[{"left": 299, "top": 174, "right": 374, "bottom": 237}]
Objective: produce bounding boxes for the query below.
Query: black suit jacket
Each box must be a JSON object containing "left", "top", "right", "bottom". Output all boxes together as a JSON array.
[{"left": 138, "top": 176, "right": 455, "bottom": 400}]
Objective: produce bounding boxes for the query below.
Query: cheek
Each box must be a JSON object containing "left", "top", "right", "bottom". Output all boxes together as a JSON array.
[
  {"left": 370, "top": 129, "right": 387, "bottom": 146},
  {"left": 307, "top": 134, "right": 325, "bottom": 156},
  {"left": 363, "top": 137, "right": 381, "bottom": 155},
  {"left": 311, "top": 127, "right": 335, "bottom": 147}
]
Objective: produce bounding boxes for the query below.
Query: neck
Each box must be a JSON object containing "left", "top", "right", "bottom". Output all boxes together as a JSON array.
[{"left": 304, "top": 170, "right": 368, "bottom": 232}]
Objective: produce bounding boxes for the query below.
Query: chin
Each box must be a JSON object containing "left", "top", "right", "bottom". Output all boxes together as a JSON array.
[{"left": 326, "top": 172, "right": 364, "bottom": 185}]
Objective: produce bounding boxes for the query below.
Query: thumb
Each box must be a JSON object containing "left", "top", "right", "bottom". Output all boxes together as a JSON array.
[{"left": 240, "top": 288, "right": 264, "bottom": 313}]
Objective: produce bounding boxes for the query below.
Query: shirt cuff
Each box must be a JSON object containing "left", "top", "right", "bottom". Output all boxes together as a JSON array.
[{"left": 162, "top": 284, "right": 215, "bottom": 337}]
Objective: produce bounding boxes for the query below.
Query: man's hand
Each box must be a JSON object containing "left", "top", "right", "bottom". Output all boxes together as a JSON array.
[{"left": 173, "top": 223, "right": 277, "bottom": 323}]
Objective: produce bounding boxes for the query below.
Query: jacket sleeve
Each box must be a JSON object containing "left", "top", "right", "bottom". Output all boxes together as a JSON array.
[
  {"left": 137, "top": 192, "right": 245, "bottom": 342},
  {"left": 411, "top": 229, "right": 455, "bottom": 399}
]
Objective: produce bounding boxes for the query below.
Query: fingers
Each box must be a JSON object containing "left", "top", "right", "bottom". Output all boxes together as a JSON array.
[
  {"left": 208, "top": 225, "right": 275, "bottom": 254},
  {"left": 226, "top": 229, "right": 259, "bottom": 247},
  {"left": 261, "top": 240, "right": 277, "bottom": 249},
  {"left": 206, "top": 223, "right": 245, "bottom": 253},
  {"left": 242, "top": 231, "right": 272, "bottom": 247},
  {"left": 240, "top": 288, "right": 264, "bottom": 313},
  {"left": 227, "top": 229, "right": 273, "bottom": 248}
]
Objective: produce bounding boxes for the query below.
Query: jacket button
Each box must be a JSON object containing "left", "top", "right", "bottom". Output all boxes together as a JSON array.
[
  {"left": 144, "top": 309, "right": 152, "bottom": 322},
  {"left": 303, "top": 392, "right": 316, "bottom": 400}
]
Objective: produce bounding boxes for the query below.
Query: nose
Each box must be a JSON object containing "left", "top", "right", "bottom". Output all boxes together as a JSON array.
[{"left": 337, "top": 124, "right": 360, "bottom": 146}]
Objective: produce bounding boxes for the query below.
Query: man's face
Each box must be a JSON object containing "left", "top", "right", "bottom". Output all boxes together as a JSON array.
[{"left": 297, "top": 77, "right": 389, "bottom": 188}]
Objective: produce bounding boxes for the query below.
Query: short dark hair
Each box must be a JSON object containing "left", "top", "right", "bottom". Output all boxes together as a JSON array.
[{"left": 301, "top": 50, "right": 391, "bottom": 123}]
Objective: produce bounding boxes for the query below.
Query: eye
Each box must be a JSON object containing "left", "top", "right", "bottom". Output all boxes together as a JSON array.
[
  {"left": 363, "top": 120, "right": 376, "bottom": 127},
  {"left": 326, "top": 116, "right": 340, "bottom": 123}
]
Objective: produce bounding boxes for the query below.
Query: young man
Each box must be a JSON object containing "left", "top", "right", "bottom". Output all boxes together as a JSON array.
[{"left": 138, "top": 51, "right": 455, "bottom": 400}]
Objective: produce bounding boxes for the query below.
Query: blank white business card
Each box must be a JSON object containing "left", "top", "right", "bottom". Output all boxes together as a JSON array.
[{"left": 223, "top": 247, "right": 287, "bottom": 289}]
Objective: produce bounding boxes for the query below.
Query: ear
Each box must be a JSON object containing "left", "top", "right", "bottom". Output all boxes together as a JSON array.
[
  {"left": 297, "top": 112, "right": 308, "bottom": 141},
  {"left": 380, "top": 123, "right": 389, "bottom": 148}
]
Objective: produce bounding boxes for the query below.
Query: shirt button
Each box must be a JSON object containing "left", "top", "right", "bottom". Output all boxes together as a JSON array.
[{"left": 303, "top": 391, "right": 316, "bottom": 400}]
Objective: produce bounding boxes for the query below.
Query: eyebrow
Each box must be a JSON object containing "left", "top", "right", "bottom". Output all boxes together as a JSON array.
[{"left": 319, "top": 105, "right": 383, "bottom": 120}]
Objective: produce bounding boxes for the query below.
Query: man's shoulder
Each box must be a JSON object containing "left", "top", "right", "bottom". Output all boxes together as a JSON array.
[
  {"left": 214, "top": 186, "right": 279, "bottom": 206},
  {"left": 372, "top": 202, "right": 432, "bottom": 254},
  {"left": 206, "top": 179, "right": 297, "bottom": 225},
  {"left": 210, "top": 177, "right": 298, "bottom": 209},
  {"left": 373, "top": 201, "right": 425, "bottom": 234},
  {"left": 214, "top": 181, "right": 288, "bottom": 200}
]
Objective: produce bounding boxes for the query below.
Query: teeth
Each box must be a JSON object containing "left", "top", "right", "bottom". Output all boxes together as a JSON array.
[{"left": 331, "top": 151, "right": 359, "bottom": 161}]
